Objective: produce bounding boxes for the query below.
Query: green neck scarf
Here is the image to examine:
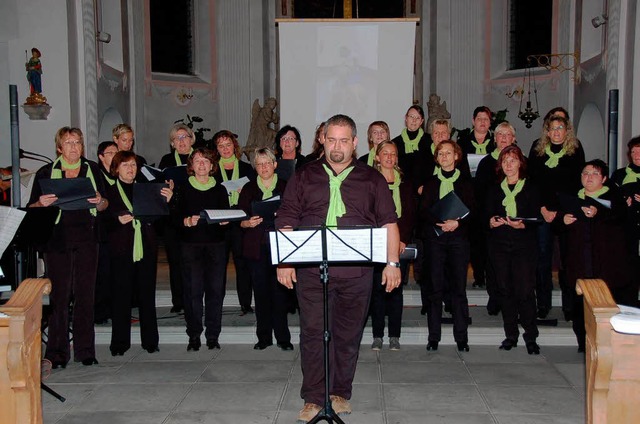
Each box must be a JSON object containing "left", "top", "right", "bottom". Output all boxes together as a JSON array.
[
  {"left": 257, "top": 174, "right": 278, "bottom": 200},
  {"left": 578, "top": 185, "right": 609, "bottom": 200},
  {"left": 401, "top": 128, "right": 424, "bottom": 154},
  {"left": 491, "top": 149, "right": 501, "bottom": 160},
  {"left": 116, "top": 180, "right": 143, "bottom": 262},
  {"left": 430, "top": 143, "right": 436, "bottom": 155},
  {"left": 388, "top": 169, "right": 402, "bottom": 218},
  {"left": 435, "top": 167, "right": 460, "bottom": 199},
  {"left": 471, "top": 139, "right": 489, "bottom": 155},
  {"left": 102, "top": 170, "right": 115, "bottom": 186},
  {"left": 622, "top": 166, "right": 640, "bottom": 185},
  {"left": 189, "top": 176, "right": 216, "bottom": 191},
  {"left": 174, "top": 148, "right": 193, "bottom": 166},
  {"left": 366, "top": 147, "right": 376, "bottom": 167},
  {"left": 323, "top": 164, "right": 354, "bottom": 227},
  {"left": 544, "top": 144, "right": 567, "bottom": 168},
  {"left": 501, "top": 178, "right": 526, "bottom": 218},
  {"left": 51, "top": 157, "right": 98, "bottom": 223},
  {"left": 219, "top": 156, "right": 240, "bottom": 205}
]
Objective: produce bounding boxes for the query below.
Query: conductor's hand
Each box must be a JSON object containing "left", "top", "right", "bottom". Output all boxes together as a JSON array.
[
  {"left": 277, "top": 265, "right": 296, "bottom": 289},
  {"left": 381, "top": 265, "right": 401, "bottom": 293}
]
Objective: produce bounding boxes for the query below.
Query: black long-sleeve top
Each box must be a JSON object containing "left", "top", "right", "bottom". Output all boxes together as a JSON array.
[
  {"left": 172, "top": 180, "right": 229, "bottom": 244},
  {"left": 238, "top": 177, "right": 288, "bottom": 260},
  {"left": 159, "top": 151, "right": 191, "bottom": 168},
  {"left": 28, "top": 158, "right": 105, "bottom": 250},
  {"left": 484, "top": 179, "right": 541, "bottom": 245},
  {"left": 418, "top": 170, "right": 475, "bottom": 240},
  {"left": 456, "top": 128, "right": 495, "bottom": 155},
  {"left": 527, "top": 139, "right": 585, "bottom": 210},
  {"left": 611, "top": 164, "right": 640, "bottom": 241}
]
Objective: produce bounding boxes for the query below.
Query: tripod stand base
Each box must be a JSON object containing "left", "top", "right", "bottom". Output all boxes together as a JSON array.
[
  {"left": 42, "top": 382, "right": 66, "bottom": 402},
  {"left": 307, "top": 407, "right": 346, "bottom": 424}
]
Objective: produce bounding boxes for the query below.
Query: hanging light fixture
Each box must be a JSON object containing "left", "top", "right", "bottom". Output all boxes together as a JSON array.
[{"left": 518, "top": 59, "right": 540, "bottom": 128}]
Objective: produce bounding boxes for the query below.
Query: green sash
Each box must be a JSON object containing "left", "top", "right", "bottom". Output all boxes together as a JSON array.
[
  {"left": 401, "top": 128, "right": 423, "bottom": 154},
  {"left": 435, "top": 168, "right": 460, "bottom": 199},
  {"left": 189, "top": 176, "right": 216, "bottom": 191},
  {"left": 501, "top": 178, "right": 525, "bottom": 217},
  {"left": 258, "top": 174, "right": 278, "bottom": 200},
  {"left": 323, "top": 164, "right": 354, "bottom": 227},
  {"left": 116, "top": 180, "right": 143, "bottom": 262},
  {"left": 51, "top": 157, "right": 98, "bottom": 224},
  {"left": 578, "top": 186, "right": 609, "bottom": 200},
  {"left": 389, "top": 169, "right": 402, "bottom": 218},
  {"left": 544, "top": 145, "right": 567, "bottom": 168},
  {"left": 219, "top": 157, "right": 240, "bottom": 206},
  {"left": 622, "top": 166, "right": 640, "bottom": 185}
]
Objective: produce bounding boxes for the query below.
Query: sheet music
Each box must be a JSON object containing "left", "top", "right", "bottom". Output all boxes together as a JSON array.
[
  {"left": 326, "top": 228, "right": 387, "bottom": 262},
  {"left": 202, "top": 209, "right": 247, "bottom": 220},
  {"left": 467, "top": 154, "right": 487, "bottom": 177},
  {"left": 221, "top": 176, "right": 250, "bottom": 193},
  {"left": 0, "top": 206, "right": 26, "bottom": 257},
  {"left": 269, "top": 230, "right": 323, "bottom": 264},
  {"left": 20, "top": 171, "right": 36, "bottom": 207},
  {"left": 140, "top": 165, "right": 160, "bottom": 181}
]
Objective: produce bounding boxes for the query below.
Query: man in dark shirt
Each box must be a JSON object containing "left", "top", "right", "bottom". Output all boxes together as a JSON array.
[{"left": 276, "top": 114, "right": 401, "bottom": 422}]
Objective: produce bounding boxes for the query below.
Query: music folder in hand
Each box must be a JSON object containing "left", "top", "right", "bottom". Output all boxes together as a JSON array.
[
  {"left": 200, "top": 209, "right": 248, "bottom": 224},
  {"left": 558, "top": 192, "right": 611, "bottom": 221},
  {"left": 38, "top": 178, "right": 96, "bottom": 210},
  {"left": 429, "top": 191, "right": 470, "bottom": 236},
  {"left": 132, "top": 183, "right": 170, "bottom": 216},
  {"left": 162, "top": 165, "right": 188, "bottom": 185},
  {"left": 251, "top": 196, "right": 281, "bottom": 223}
]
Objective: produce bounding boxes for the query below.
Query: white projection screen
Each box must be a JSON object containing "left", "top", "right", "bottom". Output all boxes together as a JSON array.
[{"left": 278, "top": 21, "right": 416, "bottom": 156}]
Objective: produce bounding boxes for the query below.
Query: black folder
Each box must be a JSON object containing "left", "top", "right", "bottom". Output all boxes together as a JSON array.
[
  {"left": 163, "top": 165, "right": 189, "bottom": 185},
  {"left": 558, "top": 192, "right": 611, "bottom": 220},
  {"left": 38, "top": 178, "right": 96, "bottom": 210},
  {"left": 429, "top": 191, "right": 470, "bottom": 237},
  {"left": 251, "top": 196, "right": 281, "bottom": 223},
  {"left": 132, "top": 183, "right": 169, "bottom": 216}
]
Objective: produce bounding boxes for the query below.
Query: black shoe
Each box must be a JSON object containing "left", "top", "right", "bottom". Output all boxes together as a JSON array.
[
  {"left": 144, "top": 346, "right": 160, "bottom": 354},
  {"left": 472, "top": 280, "right": 485, "bottom": 288},
  {"left": 577, "top": 345, "right": 585, "bottom": 353},
  {"left": 537, "top": 307, "right": 550, "bottom": 319},
  {"left": 563, "top": 310, "right": 573, "bottom": 322},
  {"left": 499, "top": 338, "right": 517, "bottom": 351},
  {"left": 110, "top": 348, "right": 127, "bottom": 356},
  {"left": 456, "top": 341, "right": 470, "bottom": 352},
  {"left": 207, "top": 340, "right": 220, "bottom": 350},
  {"left": 426, "top": 341, "right": 439, "bottom": 351},
  {"left": 253, "top": 340, "right": 273, "bottom": 350},
  {"left": 526, "top": 341, "right": 540, "bottom": 355},
  {"left": 277, "top": 342, "right": 294, "bottom": 351},
  {"left": 420, "top": 306, "right": 427, "bottom": 315},
  {"left": 486, "top": 305, "right": 501, "bottom": 316},
  {"left": 81, "top": 357, "right": 99, "bottom": 366},
  {"left": 170, "top": 306, "right": 183, "bottom": 314},
  {"left": 51, "top": 360, "right": 67, "bottom": 369},
  {"left": 94, "top": 318, "right": 109, "bottom": 325},
  {"left": 187, "top": 337, "right": 201, "bottom": 351}
]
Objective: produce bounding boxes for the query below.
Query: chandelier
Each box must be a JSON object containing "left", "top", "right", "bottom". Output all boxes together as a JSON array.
[{"left": 517, "top": 60, "right": 540, "bottom": 128}]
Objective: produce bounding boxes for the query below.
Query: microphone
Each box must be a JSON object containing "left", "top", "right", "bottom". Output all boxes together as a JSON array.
[{"left": 19, "top": 148, "right": 53, "bottom": 163}]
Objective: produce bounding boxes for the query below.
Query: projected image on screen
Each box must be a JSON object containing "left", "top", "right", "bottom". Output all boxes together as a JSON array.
[{"left": 316, "top": 26, "right": 378, "bottom": 123}]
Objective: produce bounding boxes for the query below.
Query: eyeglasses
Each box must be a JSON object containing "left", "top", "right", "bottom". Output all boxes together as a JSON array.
[
  {"left": 581, "top": 171, "right": 602, "bottom": 177},
  {"left": 281, "top": 136, "right": 297, "bottom": 142},
  {"left": 62, "top": 140, "right": 82, "bottom": 147},
  {"left": 174, "top": 134, "right": 192, "bottom": 141},
  {"left": 255, "top": 162, "right": 275, "bottom": 168},
  {"left": 406, "top": 114, "right": 422, "bottom": 121},
  {"left": 101, "top": 150, "right": 117, "bottom": 156},
  {"left": 550, "top": 126, "right": 565, "bottom": 132}
]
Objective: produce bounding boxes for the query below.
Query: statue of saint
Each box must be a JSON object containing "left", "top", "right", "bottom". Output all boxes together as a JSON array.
[
  {"left": 426, "top": 94, "right": 450, "bottom": 133},
  {"left": 244, "top": 97, "right": 279, "bottom": 161},
  {"left": 25, "top": 48, "right": 47, "bottom": 105}
]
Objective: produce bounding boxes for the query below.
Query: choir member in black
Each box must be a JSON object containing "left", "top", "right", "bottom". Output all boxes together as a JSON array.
[
  {"left": 304, "top": 122, "right": 326, "bottom": 163},
  {"left": 359, "top": 121, "right": 390, "bottom": 166},
  {"left": 212, "top": 130, "right": 256, "bottom": 315},
  {"left": 112, "top": 123, "right": 147, "bottom": 181},
  {"left": 157, "top": 123, "right": 196, "bottom": 314},
  {"left": 106, "top": 151, "right": 173, "bottom": 356},
  {"left": 485, "top": 145, "right": 541, "bottom": 354},
  {"left": 238, "top": 148, "right": 292, "bottom": 351},
  {"left": 456, "top": 105, "right": 495, "bottom": 155},
  {"left": 370, "top": 141, "right": 416, "bottom": 351},
  {"left": 611, "top": 135, "right": 640, "bottom": 306},
  {"left": 392, "top": 105, "right": 429, "bottom": 189},
  {"left": 419, "top": 140, "right": 474, "bottom": 352},
  {"left": 558, "top": 160, "right": 635, "bottom": 351},
  {"left": 94, "top": 141, "right": 118, "bottom": 325},
  {"left": 274, "top": 125, "right": 306, "bottom": 182},
  {"left": 528, "top": 114, "right": 585, "bottom": 319},
  {"left": 174, "top": 148, "right": 229, "bottom": 351},
  {"left": 475, "top": 122, "right": 517, "bottom": 315},
  {"left": 29, "top": 127, "right": 108, "bottom": 368}
]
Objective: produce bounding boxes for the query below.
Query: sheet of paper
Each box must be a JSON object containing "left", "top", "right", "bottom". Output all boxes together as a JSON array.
[
  {"left": 0, "top": 206, "right": 26, "bottom": 257},
  {"left": 221, "top": 176, "right": 250, "bottom": 193},
  {"left": 269, "top": 230, "right": 323, "bottom": 264},
  {"left": 467, "top": 154, "right": 487, "bottom": 177}
]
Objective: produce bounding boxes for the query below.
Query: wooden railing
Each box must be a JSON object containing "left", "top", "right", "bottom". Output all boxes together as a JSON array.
[
  {"left": 576, "top": 278, "right": 640, "bottom": 424},
  {"left": 0, "top": 278, "right": 51, "bottom": 424}
]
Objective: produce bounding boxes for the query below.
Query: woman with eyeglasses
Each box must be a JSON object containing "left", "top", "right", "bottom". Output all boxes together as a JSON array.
[
  {"left": 485, "top": 145, "right": 541, "bottom": 354},
  {"left": 157, "top": 123, "right": 197, "bottom": 314},
  {"left": 29, "top": 127, "right": 108, "bottom": 369},
  {"left": 557, "top": 160, "right": 632, "bottom": 352},
  {"left": 274, "top": 125, "right": 306, "bottom": 182},
  {"left": 419, "top": 140, "right": 474, "bottom": 352},
  {"left": 239, "top": 148, "right": 292, "bottom": 351},
  {"left": 528, "top": 113, "right": 585, "bottom": 320}
]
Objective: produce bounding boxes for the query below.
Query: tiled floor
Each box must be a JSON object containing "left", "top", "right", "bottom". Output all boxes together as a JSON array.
[{"left": 42, "top": 343, "right": 585, "bottom": 424}]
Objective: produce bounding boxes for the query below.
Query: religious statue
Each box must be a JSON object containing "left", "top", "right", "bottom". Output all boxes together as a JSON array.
[
  {"left": 426, "top": 93, "right": 450, "bottom": 133},
  {"left": 25, "top": 48, "right": 48, "bottom": 105},
  {"left": 244, "top": 97, "right": 279, "bottom": 161}
]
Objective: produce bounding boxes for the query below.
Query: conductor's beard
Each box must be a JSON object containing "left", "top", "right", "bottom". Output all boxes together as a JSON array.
[{"left": 329, "top": 151, "right": 345, "bottom": 163}]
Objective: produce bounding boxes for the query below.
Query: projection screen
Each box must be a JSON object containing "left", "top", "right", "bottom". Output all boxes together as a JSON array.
[{"left": 278, "top": 21, "right": 416, "bottom": 156}]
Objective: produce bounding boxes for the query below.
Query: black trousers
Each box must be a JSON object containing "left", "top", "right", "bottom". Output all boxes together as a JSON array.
[
  {"left": 181, "top": 241, "right": 226, "bottom": 341},
  {"left": 297, "top": 267, "right": 372, "bottom": 406},
  {"left": 44, "top": 241, "right": 98, "bottom": 364},
  {"left": 224, "top": 225, "right": 252, "bottom": 311},
  {"left": 110, "top": 244, "right": 159, "bottom": 352},
  {"left": 425, "top": 235, "right": 469, "bottom": 343},
  {"left": 469, "top": 218, "right": 488, "bottom": 285},
  {"left": 488, "top": 238, "right": 538, "bottom": 343},
  {"left": 249, "top": 246, "right": 291, "bottom": 344},
  {"left": 94, "top": 242, "right": 111, "bottom": 322},
  {"left": 370, "top": 263, "right": 405, "bottom": 338},
  {"left": 163, "top": 223, "right": 184, "bottom": 309}
]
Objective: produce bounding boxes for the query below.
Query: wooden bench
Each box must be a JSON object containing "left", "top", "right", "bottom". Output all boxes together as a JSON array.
[
  {"left": 0, "top": 278, "right": 51, "bottom": 424},
  {"left": 576, "top": 278, "right": 640, "bottom": 424}
]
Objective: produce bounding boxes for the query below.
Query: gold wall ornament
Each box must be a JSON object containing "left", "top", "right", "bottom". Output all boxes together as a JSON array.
[{"left": 527, "top": 53, "right": 581, "bottom": 83}]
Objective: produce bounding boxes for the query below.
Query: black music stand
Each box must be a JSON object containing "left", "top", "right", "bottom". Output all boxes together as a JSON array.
[{"left": 271, "top": 225, "right": 386, "bottom": 423}]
